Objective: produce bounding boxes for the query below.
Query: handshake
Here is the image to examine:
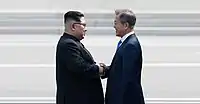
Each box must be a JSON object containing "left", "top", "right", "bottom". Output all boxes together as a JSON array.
[{"left": 98, "top": 63, "right": 108, "bottom": 76}]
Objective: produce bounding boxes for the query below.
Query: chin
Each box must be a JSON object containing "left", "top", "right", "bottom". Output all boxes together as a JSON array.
[
  {"left": 116, "top": 34, "right": 121, "bottom": 37},
  {"left": 81, "top": 36, "right": 84, "bottom": 40}
]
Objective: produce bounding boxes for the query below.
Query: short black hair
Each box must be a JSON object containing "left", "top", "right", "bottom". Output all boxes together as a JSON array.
[
  {"left": 118, "top": 12, "right": 136, "bottom": 28},
  {"left": 64, "top": 11, "right": 84, "bottom": 23}
]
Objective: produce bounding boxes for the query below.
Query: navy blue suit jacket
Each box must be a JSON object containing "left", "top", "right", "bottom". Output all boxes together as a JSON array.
[{"left": 104, "top": 34, "right": 145, "bottom": 104}]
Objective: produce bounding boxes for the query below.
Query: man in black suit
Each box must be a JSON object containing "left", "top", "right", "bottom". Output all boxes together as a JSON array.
[
  {"left": 56, "top": 11, "right": 104, "bottom": 104},
  {"left": 100, "top": 9, "right": 145, "bottom": 104}
]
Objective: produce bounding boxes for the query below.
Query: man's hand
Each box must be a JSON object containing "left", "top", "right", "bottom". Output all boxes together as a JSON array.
[
  {"left": 99, "top": 63, "right": 106, "bottom": 68},
  {"left": 99, "top": 63, "right": 108, "bottom": 76},
  {"left": 98, "top": 65, "right": 104, "bottom": 75}
]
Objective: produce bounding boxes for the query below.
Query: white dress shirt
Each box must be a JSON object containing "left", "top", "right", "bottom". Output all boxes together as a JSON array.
[{"left": 118, "top": 31, "right": 135, "bottom": 47}]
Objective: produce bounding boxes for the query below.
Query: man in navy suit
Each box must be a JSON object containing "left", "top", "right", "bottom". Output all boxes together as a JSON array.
[{"left": 101, "top": 9, "right": 145, "bottom": 104}]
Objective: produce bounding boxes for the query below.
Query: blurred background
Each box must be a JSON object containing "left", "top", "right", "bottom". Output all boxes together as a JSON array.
[{"left": 0, "top": 0, "right": 200, "bottom": 103}]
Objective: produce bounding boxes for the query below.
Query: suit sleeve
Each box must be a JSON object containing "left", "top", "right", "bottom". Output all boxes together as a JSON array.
[{"left": 61, "top": 41, "right": 99, "bottom": 78}]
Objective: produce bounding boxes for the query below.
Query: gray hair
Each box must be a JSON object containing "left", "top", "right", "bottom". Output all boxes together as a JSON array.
[
  {"left": 115, "top": 9, "right": 133, "bottom": 15},
  {"left": 115, "top": 9, "right": 136, "bottom": 28}
]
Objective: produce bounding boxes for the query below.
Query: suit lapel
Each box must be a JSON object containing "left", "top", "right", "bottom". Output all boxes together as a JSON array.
[
  {"left": 116, "top": 34, "right": 134, "bottom": 52},
  {"left": 110, "top": 34, "right": 135, "bottom": 68},
  {"left": 62, "top": 33, "right": 95, "bottom": 63},
  {"left": 79, "top": 42, "right": 95, "bottom": 62}
]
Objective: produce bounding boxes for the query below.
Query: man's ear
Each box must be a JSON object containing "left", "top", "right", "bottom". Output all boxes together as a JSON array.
[
  {"left": 71, "top": 23, "right": 75, "bottom": 30},
  {"left": 124, "top": 22, "right": 129, "bottom": 29}
]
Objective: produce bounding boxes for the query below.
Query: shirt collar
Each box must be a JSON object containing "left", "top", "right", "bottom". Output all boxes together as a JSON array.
[{"left": 120, "top": 31, "right": 134, "bottom": 43}]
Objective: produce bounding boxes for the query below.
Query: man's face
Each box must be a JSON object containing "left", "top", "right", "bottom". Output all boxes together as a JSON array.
[
  {"left": 73, "top": 17, "right": 87, "bottom": 40},
  {"left": 113, "top": 16, "right": 126, "bottom": 37}
]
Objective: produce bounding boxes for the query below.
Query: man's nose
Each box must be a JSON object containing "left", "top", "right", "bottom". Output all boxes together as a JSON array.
[
  {"left": 84, "top": 27, "right": 87, "bottom": 32},
  {"left": 113, "top": 25, "right": 116, "bottom": 29}
]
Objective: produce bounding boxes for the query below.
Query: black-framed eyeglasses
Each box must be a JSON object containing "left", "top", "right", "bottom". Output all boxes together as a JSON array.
[{"left": 73, "top": 22, "right": 86, "bottom": 27}]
